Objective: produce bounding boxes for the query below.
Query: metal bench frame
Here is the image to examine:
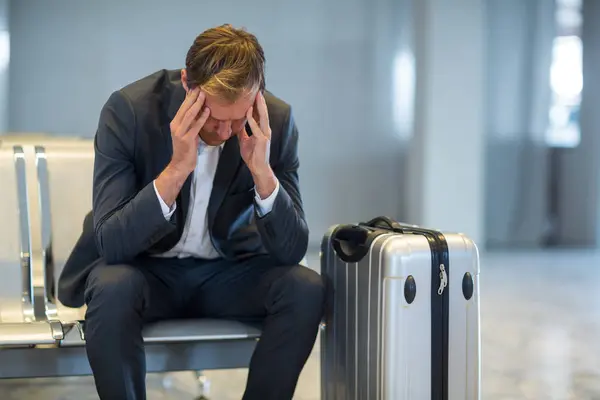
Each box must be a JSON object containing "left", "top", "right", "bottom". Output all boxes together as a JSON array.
[{"left": 0, "top": 138, "right": 271, "bottom": 383}]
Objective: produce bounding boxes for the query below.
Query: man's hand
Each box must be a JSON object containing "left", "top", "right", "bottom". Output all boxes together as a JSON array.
[
  {"left": 155, "top": 88, "right": 210, "bottom": 207},
  {"left": 169, "top": 88, "right": 210, "bottom": 174},
  {"left": 239, "top": 92, "right": 277, "bottom": 199}
]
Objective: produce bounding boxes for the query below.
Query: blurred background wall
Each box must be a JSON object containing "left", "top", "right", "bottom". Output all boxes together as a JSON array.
[{"left": 1, "top": 0, "right": 598, "bottom": 251}]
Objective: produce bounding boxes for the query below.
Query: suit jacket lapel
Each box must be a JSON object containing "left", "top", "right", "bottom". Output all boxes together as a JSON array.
[
  {"left": 176, "top": 173, "right": 193, "bottom": 225},
  {"left": 208, "top": 136, "right": 242, "bottom": 229}
]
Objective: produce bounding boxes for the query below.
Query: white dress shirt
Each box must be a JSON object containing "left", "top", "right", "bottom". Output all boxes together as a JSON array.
[{"left": 152, "top": 140, "right": 279, "bottom": 259}]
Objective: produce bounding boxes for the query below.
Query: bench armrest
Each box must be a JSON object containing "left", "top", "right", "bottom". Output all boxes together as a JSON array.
[{"left": 0, "top": 321, "right": 63, "bottom": 347}]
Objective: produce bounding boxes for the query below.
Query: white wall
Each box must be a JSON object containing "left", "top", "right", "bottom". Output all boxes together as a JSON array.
[{"left": 8, "top": 0, "right": 411, "bottom": 246}]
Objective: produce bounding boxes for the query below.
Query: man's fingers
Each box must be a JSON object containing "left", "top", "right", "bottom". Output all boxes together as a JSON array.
[
  {"left": 246, "top": 107, "right": 265, "bottom": 139},
  {"left": 173, "top": 87, "right": 200, "bottom": 126},
  {"left": 178, "top": 91, "right": 206, "bottom": 135},
  {"left": 256, "top": 92, "right": 271, "bottom": 139},
  {"left": 237, "top": 126, "right": 251, "bottom": 143},
  {"left": 187, "top": 107, "right": 211, "bottom": 137}
]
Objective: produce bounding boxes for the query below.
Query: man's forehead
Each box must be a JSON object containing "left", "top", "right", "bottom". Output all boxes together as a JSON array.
[{"left": 204, "top": 91, "right": 255, "bottom": 121}]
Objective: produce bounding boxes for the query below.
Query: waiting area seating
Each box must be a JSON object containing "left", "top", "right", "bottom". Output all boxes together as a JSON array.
[{"left": 0, "top": 134, "right": 290, "bottom": 380}]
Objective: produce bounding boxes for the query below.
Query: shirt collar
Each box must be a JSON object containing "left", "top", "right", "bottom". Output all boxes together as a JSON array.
[{"left": 198, "top": 138, "right": 225, "bottom": 154}]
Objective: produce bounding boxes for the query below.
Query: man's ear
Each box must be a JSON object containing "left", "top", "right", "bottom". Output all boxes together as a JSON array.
[{"left": 181, "top": 69, "right": 189, "bottom": 92}]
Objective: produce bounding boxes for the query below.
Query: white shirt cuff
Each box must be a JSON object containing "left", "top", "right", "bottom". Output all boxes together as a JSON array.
[
  {"left": 153, "top": 180, "right": 176, "bottom": 220},
  {"left": 254, "top": 179, "right": 280, "bottom": 217}
]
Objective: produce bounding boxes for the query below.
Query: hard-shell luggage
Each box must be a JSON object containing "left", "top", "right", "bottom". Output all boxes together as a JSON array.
[{"left": 320, "top": 216, "right": 481, "bottom": 400}]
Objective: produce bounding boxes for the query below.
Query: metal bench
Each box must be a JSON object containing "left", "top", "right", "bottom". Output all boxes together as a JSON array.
[{"left": 0, "top": 135, "right": 286, "bottom": 390}]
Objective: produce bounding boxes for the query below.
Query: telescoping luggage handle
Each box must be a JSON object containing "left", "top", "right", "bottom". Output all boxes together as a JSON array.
[{"left": 363, "top": 215, "right": 427, "bottom": 234}]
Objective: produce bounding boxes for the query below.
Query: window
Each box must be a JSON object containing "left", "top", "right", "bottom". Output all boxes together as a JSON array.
[{"left": 545, "top": 0, "right": 583, "bottom": 148}]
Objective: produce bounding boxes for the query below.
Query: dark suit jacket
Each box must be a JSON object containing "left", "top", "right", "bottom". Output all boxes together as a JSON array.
[{"left": 57, "top": 69, "right": 309, "bottom": 308}]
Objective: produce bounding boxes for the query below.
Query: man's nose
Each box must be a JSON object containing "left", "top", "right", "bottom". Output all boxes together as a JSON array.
[{"left": 218, "top": 120, "right": 232, "bottom": 136}]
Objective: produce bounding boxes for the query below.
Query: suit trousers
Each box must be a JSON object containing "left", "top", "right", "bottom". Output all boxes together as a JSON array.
[{"left": 83, "top": 254, "right": 325, "bottom": 400}]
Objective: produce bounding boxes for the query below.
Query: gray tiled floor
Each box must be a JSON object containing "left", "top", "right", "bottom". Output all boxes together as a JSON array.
[{"left": 2, "top": 249, "right": 600, "bottom": 399}]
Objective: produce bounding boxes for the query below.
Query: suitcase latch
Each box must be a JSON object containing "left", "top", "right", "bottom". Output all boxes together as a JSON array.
[{"left": 437, "top": 264, "right": 448, "bottom": 295}]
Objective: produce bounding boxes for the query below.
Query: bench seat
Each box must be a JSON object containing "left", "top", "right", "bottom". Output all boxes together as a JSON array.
[
  {"left": 0, "top": 321, "right": 63, "bottom": 347},
  {"left": 61, "top": 318, "right": 262, "bottom": 346},
  {"left": 0, "top": 316, "right": 262, "bottom": 379},
  {"left": 142, "top": 319, "right": 262, "bottom": 343},
  {"left": 0, "top": 322, "right": 260, "bottom": 379},
  {"left": 0, "top": 318, "right": 262, "bottom": 348}
]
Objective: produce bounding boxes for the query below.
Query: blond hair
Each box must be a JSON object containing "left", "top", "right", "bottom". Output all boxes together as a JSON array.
[{"left": 185, "top": 24, "right": 265, "bottom": 103}]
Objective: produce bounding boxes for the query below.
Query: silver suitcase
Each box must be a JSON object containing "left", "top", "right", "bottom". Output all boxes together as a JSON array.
[{"left": 320, "top": 216, "right": 481, "bottom": 400}]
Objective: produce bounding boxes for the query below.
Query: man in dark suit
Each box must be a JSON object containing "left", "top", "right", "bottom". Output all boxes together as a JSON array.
[{"left": 57, "top": 24, "right": 325, "bottom": 400}]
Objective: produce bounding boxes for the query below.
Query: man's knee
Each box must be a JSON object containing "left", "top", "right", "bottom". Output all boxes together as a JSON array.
[
  {"left": 277, "top": 265, "right": 326, "bottom": 321},
  {"left": 84, "top": 263, "right": 146, "bottom": 312}
]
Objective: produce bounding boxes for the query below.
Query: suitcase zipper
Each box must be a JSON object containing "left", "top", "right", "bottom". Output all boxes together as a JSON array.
[{"left": 437, "top": 264, "right": 448, "bottom": 295}]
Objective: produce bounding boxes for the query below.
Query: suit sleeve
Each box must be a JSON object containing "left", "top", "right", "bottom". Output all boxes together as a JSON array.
[
  {"left": 254, "top": 107, "right": 309, "bottom": 265},
  {"left": 92, "top": 91, "right": 176, "bottom": 264}
]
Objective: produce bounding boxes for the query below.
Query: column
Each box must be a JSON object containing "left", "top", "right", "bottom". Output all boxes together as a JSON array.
[
  {"left": 405, "top": 0, "right": 486, "bottom": 245},
  {"left": 556, "top": 0, "right": 600, "bottom": 247}
]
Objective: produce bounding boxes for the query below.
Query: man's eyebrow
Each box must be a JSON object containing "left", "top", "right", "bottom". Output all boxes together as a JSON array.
[{"left": 211, "top": 115, "right": 246, "bottom": 122}]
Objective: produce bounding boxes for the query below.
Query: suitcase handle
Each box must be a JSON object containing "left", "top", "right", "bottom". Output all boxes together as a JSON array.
[
  {"left": 331, "top": 225, "right": 372, "bottom": 263},
  {"left": 362, "top": 216, "right": 428, "bottom": 234},
  {"left": 362, "top": 216, "right": 405, "bottom": 232}
]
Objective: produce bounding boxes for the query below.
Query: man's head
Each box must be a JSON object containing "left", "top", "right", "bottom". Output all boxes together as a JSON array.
[{"left": 181, "top": 24, "right": 265, "bottom": 146}]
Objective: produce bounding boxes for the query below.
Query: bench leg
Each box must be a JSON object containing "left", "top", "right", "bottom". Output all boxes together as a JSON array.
[
  {"left": 194, "top": 370, "right": 211, "bottom": 400},
  {"left": 161, "top": 371, "right": 211, "bottom": 398},
  {"left": 161, "top": 373, "right": 174, "bottom": 390}
]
